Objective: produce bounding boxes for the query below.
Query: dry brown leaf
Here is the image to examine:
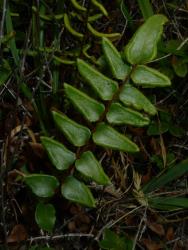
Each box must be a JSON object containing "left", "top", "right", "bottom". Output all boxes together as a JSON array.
[
  {"left": 128, "top": 127, "right": 145, "bottom": 136},
  {"left": 79, "top": 224, "right": 90, "bottom": 233},
  {"left": 70, "top": 204, "right": 82, "bottom": 215},
  {"left": 68, "top": 221, "right": 76, "bottom": 232},
  {"left": 77, "top": 214, "right": 91, "bottom": 224},
  {"left": 166, "top": 226, "right": 174, "bottom": 241},
  {"left": 142, "top": 239, "right": 163, "bottom": 250},
  {"left": 147, "top": 221, "right": 165, "bottom": 236},
  {"left": 29, "top": 142, "right": 44, "bottom": 158},
  {"left": 7, "top": 224, "right": 27, "bottom": 243},
  {"left": 150, "top": 138, "right": 161, "bottom": 155},
  {"left": 142, "top": 167, "right": 151, "bottom": 184}
]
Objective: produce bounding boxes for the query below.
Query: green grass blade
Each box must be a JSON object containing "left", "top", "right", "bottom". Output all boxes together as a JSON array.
[
  {"left": 39, "top": 4, "right": 45, "bottom": 47},
  {"left": 5, "top": 5, "right": 19, "bottom": 65},
  {"left": 136, "top": 0, "right": 154, "bottom": 20},
  {"left": 149, "top": 197, "right": 188, "bottom": 210},
  {"left": 143, "top": 158, "right": 188, "bottom": 193}
]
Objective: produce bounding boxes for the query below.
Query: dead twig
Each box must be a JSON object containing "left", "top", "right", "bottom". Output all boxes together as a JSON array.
[{"left": 28, "top": 233, "right": 94, "bottom": 243}]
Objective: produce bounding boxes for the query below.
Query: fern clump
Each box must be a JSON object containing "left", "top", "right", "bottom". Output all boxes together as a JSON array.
[{"left": 22, "top": 15, "right": 172, "bottom": 231}]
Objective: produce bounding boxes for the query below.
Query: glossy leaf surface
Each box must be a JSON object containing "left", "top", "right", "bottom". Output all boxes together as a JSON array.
[
  {"left": 107, "top": 103, "right": 150, "bottom": 127},
  {"left": 24, "top": 174, "right": 59, "bottom": 198},
  {"left": 75, "top": 151, "right": 111, "bottom": 185},
  {"left": 41, "top": 137, "right": 76, "bottom": 171},
  {"left": 131, "top": 65, "right": 171, "bottom": 87},
  {"left": 61, "top": 176, "right": 95, "bottom": 207},
  {"left": 102, "top": 37, "right": 130, "bottom": 80},
  {"left": 124, "top": 14, "right": 168, "bottom": 64},
  {"left": 52, "top": 111, "right": 91, "bottom": 147},
  {"left": 119, "top": 84, "right": 157, "bottom": 115},
  {"left": 93, "top": 123, "right": 139, "bottom": 153},
  {"left": 64, "top": 83, "right": 105, "bottom": 122},
  {"left": 35, "top": 203, "right": 56, "bottom": 232},
  {"left": 77, "top": 59, "right": 118, "bottom": 100}
]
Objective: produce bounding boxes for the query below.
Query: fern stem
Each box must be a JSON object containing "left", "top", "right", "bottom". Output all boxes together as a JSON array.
[
  {"left": 75, "top": 65, "right": 137, "bottom": 158},
  {"left": 96, "top": 65, "right": 137, "bottom": 125}
]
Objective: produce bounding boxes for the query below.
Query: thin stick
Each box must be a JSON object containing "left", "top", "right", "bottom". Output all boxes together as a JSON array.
[
  {"left": 95, "top": 205, "right": 143, "bottom": 240},
  {"left": 29, "top": 233, "right": 94, "bottom": 242},
  {"left": 132, "top": 207, "right": 147, "bottom": 250}
]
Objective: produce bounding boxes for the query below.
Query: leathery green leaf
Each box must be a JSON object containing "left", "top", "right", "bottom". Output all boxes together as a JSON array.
[
  {"left": 75, "top": 151, "right": 111, "bottom": 185},
  {"left": 119, "top": 84, "right": 157, "bottom": 115},
  {"left": 102, "top": 37, "right": 130, "bottom": 80},
  {"left": 24, "top": 174, "right": 59, "bottom": 198},
  {"left": 148, "top": 197, "right": 188, "bottom": 210},
  {"left": 124, "top": 14, "right": 168, "bottom": 64},
  {"left": 52, "top": 111, "right": 91, "bottom": 147},
  {"left": 35, "top": 203, "right": 56, "bottom": 232},
  {"left": 131, "top": 65, "right": 171, "bottom": 87},
  {"left": 107, "top": 103, "right": 150, "bottom": 127},
  {"left": 64, "top": 83, "right": 105, "bottom": 122},
  {"left": 41, "top": 137, "right": 76, "bottom": 171},
  {"left": 77, "top": 59, "right": 118, "bottom": 100},
  {"left": 61, "top": 176, "right": 96, "bottom": 207},
  {"left": 93, "top": 123, "right": 139, "bottom": 153},
  {"left": 143, "top": 158, "right": 188, "bottom": 193}
]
